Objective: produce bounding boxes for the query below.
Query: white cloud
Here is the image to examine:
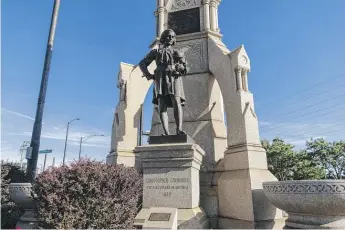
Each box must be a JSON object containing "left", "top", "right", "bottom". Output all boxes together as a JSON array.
[
  {"left": 1, "top": 108, "right": 35, "bottom": 121},
  {"left": 1, "top": 107, "right": 111, "bottom": 167},
  {"left": 260, "top": 120, "right": 345, "bottom": 149},
  {"left": 259, "top": 121, "right": 271, "bottom": 126}
]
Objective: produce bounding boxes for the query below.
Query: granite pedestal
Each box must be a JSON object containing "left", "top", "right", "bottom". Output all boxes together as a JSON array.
[{"left": 134, "top": 141, "right": 208, "bottom": 229}]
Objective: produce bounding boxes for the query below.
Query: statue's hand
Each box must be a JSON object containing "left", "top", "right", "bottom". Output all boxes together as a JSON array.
[
  {"left": 172, "top": 70, "right": 179, "bottom": 75},
  {"left": 175, "top": 63, "right": 185, "bottom": 72},
  {"left": 144, "top": 74, "right": 155, "bottom": 80}
]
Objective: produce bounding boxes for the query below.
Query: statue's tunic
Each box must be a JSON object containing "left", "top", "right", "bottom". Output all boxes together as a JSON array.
[{"left": 139, "top": 47, "right": 187, "bottom": 107}]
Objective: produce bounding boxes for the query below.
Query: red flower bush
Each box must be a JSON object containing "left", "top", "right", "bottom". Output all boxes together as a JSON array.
[{"left": 33, "top": 158, "right": 142, "bottom": 229}]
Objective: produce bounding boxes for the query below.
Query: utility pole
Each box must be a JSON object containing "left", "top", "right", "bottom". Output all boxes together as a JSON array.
[
  {"left": 52, "top": 157, "right": 55, "bottom": 167},
  {"left": 26, "top": 0, "right": 61, "bottom": 181}
]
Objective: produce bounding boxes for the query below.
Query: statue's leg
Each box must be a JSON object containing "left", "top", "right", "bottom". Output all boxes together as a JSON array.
[
  {"left": 158, "top": 96, "right": 169, "bottom": 135},
  {"left": 170, "top": 95, "right": 185, "bottom": 135}
]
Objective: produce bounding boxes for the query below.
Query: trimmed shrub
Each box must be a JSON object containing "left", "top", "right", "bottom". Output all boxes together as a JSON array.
[
  {"left": 1, "top": 163, "right": 28, "bottom": 229},
  {"left": 33, "top": 158, "right": 143, "bottom": 229}
]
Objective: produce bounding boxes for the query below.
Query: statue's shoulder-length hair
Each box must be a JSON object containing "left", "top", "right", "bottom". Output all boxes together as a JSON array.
[{"left": 160, "top": 29, "right": 177, "bottom": 46}]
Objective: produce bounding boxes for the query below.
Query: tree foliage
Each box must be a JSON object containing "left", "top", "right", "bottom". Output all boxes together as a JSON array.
[
  {"left": 33, "top": 158, "right": 143, "bottom": 229},
  {"left": 263, "top": 138, "right": 326, "bottom": 180},
  {"left": 306, "top": 139, "right": 345, "bottom": 179}
]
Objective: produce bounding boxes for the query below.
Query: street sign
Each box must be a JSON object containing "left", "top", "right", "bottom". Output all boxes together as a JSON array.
[{"left": 39, "top": 149, "right": 52, "bottom": 154}]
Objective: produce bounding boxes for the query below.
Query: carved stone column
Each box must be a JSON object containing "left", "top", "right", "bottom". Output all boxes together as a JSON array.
[
  {"left": 154, "top": 11, "right": 159, "bottom": 37},
  {"left": 210, "top": 0, "right": 217, "bottom": 31},
  {"left": 203, "top": 0, "right": 210, "bottom": 31},
  {"left": 157, "top": 0, "right": 165, "bottom": 36},
  {"left": 215, "top": 0, "right": 220, "bottom": 32},
  {"left": 242, "top": 69, "right": 249, "bottom": 92},
  {"left": 235, "top": 67, "right": 243, "bottom": 91}
]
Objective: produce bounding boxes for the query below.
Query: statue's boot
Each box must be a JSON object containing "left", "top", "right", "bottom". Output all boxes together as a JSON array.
[{"left": 176, "top": 129, "right": 186, "bottom": 135}]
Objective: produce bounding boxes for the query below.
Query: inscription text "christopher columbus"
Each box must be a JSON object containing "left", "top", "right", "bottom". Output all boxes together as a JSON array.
[{"left": 146, "top": 178, "right": 190, "bottom": 183}]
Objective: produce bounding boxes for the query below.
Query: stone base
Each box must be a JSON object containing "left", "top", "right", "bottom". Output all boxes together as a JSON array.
[
  {"left": 135, "top": 207, "right": 209, "bottom": 229},
  {"left": 148, "top": 134, "right": 194, "bottom": 144},
  {"left": 286, "top": 213, "right": 345, "bottom": 229},
  {"left": 16, "top": 209, "right": 40, "bottom": 229},
  {"left": 218, "top": 144, "right": 283, "bottom": 226},
  {"left": 218, "top": 169, "right": 283, "bottom": 221},
  {"left": 218, "top": 217, "right": 287, "bottom": 229},
  {"left": 200, "top": 185, "right": 219, "bottom": 228},
  {"left": 135, "top": 143, "right": 205, "bottom": 209},
  {"left": 106, "top": 149, "right": 139, "bottom": 168}
]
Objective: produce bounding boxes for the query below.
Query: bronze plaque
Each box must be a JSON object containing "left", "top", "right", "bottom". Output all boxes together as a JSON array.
[
  {"left": 148, "top": 213, "right": 171, "bottom": 221},
  {"left": 168, "top": 8, "right": 200, "bottom": 35}
]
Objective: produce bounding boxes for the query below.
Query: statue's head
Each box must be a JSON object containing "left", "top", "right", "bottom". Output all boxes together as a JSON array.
[{"left": 160, "top": 29, "right": 176, "bottom": 46}]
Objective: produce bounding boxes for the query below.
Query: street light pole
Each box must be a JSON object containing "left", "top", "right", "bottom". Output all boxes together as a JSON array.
[
  {"left": 78, "top": 134, "right": 104, "bottom": 160},
  {"left": 78, "top": 137, "right": 83, "bottom": 160},
  {"left": 26, "top": 0, "right": 61, "bottom": 181},
  {"left": 43, "top": 152, "right": 48, "bottom": 171},
  {"left": 20, "top": 141, "right": 30, "bottom": 170},
  {"left": 62, "top": 118, "right": 80, "bottom": 165}
]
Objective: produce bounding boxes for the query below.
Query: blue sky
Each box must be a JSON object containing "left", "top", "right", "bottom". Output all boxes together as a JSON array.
[{"left": 2, "top": 0, "right": 345, "bottom": 168}]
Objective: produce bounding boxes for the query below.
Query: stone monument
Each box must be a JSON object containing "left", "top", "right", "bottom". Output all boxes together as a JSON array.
[
  {"left": 107, "top": 0, "right": 284, "bottom": 228},
  {"left": 133, "top": 27, "right": 209, "bottom": 228}
]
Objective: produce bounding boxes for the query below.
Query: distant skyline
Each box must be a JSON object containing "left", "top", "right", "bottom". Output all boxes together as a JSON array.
[{"left": 2, "top": 0, "right": 345, "bottom": 167}]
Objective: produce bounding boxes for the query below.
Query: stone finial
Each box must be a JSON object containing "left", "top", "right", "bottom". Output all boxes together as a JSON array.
[{"left": 229, "top": 45, "right": 251, "bottom": 71}]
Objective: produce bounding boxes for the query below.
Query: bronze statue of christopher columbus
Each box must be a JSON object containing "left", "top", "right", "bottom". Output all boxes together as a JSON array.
[{"left": 139, "top": 29, "right": 188, "bottom": 136}]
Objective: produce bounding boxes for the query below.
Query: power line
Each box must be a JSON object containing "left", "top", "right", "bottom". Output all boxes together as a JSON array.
[
  {"left": 261, "top": 116, "right": 345, "bottom": 139},
  {"left": 257, "top": 72, "right": 345, "bottom": 108},
  {"left": 261, "top": 106, "right": 345, "bottom": 132},
  {"left": 259, "top": 81, "right": 345, "bottom": 120},
  {"left": 260, "top": 93, "right": 345, "bottom": 126},
  {"left": 284, "top": 129, "right": 345, "bottom": 144}
]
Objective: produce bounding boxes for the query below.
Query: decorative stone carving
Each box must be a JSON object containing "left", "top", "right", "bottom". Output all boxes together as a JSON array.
[
  {"left": 169, "top": 0, "right": 201, "bottom": 12},
  {"left": 175, "top": 39, "right": 207, "bottom": 74},
  {"left": 9, "top": 183, "right": 40, "bottom": 228},
  {"left": 230, "top": 45, "right": 251, "bottom": 71},
  {"left": 263, "top": 180, "right": 345, "bottom": 229},
  {"left": 263, "top": 181, "right": 345, "bottom": 194},
  {"left": 9, "top": 186, "right": 32, "bottom": 193},
  {"left": 239, "top": 55, "right": 248, "bottom": 65}
]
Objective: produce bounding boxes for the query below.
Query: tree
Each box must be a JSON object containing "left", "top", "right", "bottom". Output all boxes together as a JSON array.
[
  {"left": 262, "top": 138, "right": 326, "bottom": 180},
  {"left": 291, "top": 150, "right": 326, "bottom": 180},
  {"left": 306, "top": 138, "right": 345, "bottom": 179},
  {"left": 262, "top": 138, "right": 296, "bottom": 181}
]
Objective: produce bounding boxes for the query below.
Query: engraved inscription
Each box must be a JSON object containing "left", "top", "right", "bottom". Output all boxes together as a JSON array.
[
  {"left": 168, "top": 8, "right": 200, "bottom": 35},
  {"left": 145, "top": 177, "right": 190, "bottom": 197},
  {"left": 146, "top": 177, "right": 190, "bottom": 183},
  {"left": 149, "top": 213, "right": 171, "bottom": 221}
]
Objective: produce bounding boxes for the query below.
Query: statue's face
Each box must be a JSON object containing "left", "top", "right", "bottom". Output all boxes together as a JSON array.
[{"left": 163, "top": 31, "right": 175, "bottom": 46}]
